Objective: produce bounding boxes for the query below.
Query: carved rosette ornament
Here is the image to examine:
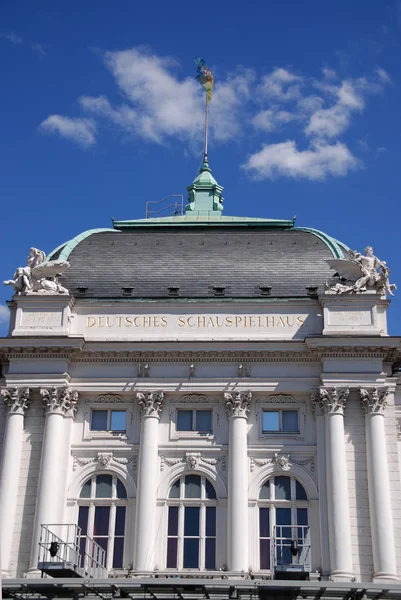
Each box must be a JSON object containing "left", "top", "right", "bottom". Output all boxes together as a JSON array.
[
  {"left": 360, "top": 387, "right": 389, "bottom": 414},
  {"left": 1, "top": 387, "right": 30, "bottom": 415},
  {"left": 137, "top": 391, "right": 164, "bottom": 418},
  {"left": 224, "top": 391, "right": 252, "bottom": 418},
  {"left": 312, "top": 387, "right": 349, "bottom": 415},
  {"left": 40, "top": 387, "right": 79, "bottom": 417}
]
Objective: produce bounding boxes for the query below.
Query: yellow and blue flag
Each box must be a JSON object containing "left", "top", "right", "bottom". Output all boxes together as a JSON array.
[{"left": 195, "top": 57, "right": 214, "bottom": 104}]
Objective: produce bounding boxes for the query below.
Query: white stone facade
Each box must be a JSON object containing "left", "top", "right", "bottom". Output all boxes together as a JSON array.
[{"left": 1, "top": 292, "right": 401, "bottom": 586}]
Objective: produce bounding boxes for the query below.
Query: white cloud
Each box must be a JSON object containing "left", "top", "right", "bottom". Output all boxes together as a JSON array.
[
  {"left": 242, "top": 140, "right": 361, "bottom": 181},
  {"left": 0, "top": 32, "right": 23, "bottom": 45},
  {"left": 0, "top": 304, "right": 9, "bottom": 324},
  {"left": 31, "top": 43, "right": 46, "bottom": 57},
  {"left": 376, "top": 67, "right": 391, "bottom": 83},
  {"left": 258, "top": 68, "right": 303, "bottom": 102},
  {"left": 39, "top": 115, "right": 96, "bottom": 147}
]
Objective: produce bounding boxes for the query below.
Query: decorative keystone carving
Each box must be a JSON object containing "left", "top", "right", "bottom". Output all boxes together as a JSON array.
[
  {"left": 73, "top": 452, "right": 136, "bottom": 475},
  {"left": 312, "top": 387, "right": 349, "bottom": 415},
  {"left": 250, "top": 453, "right": 291, "bottom": 472},
  {"left": 97, "top": 452, "right": 113, "bottom": 468},
  {"left": 360, "top": 387, "right": 389, "bottom": 414},
  {"left": 1, "top": 387, "right": 30, "bottom": 415},
  {"left": 137, "top": 391, "right": 164, "bottom": 418},
  {"left": 41, "top": 387, "right": 79, "bottom": 417},
  {"left": 160, "top": 453, "right": 225, "bottom": 472},
  {"left": 224, "top": 391, "right": 252, "bottom": 418}
]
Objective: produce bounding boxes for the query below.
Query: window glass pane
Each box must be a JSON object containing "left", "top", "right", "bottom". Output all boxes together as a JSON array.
[
  {"left": 205, "top": 479, "right": 216, "bottom": 499},
  {"left": 259, "top": 507, "right": 270, "bottom": 538},
  {"left": 80, "top": 479, "right": 92, "bottom": 498},
  {"left": 184, "top": 506, "right": 200, "bottom": 536},
  {"left": 167, "top": 538, "right": 178, "bottom": 568},
  {"left": 110, "top": 410, "right": 126, "bottom": 431},
  {"left": 78, "top": 506, "right": 89, "bottom": 535},
  {"left": 168, "top": 507, "right": 179, "bottom": 536},
  {"left": 275, "top": 476, "right": 291, "bottom": 500},
  {"left": 282, "top": 410, "right": 298, "bottom": 432},
  {"left": 91, "top": 410, "right": 107, "bottom": 431},
  {"left": 96, "top": 474, "right": 113, "bottom": 498},
  {"left": 183, "top": 538, "right": 199, "bottom": 568},
  {"left": 263, "top": 411, "right": 279, "bottom": 431},
  {"left": 112, "top": 538, "right": 124, "bottom": 568},
  {"left": 116, "top": 479, "right": 127, "bottom": 499},
  {"left": 93, "top": 506, "right": 110, "bottom": 536},
  {"left": 260, "top": 539, "right": 270, "bottom": 569},
  {"left": 169, "top": 479, "right": 180, "bottom": 498},
  {"left": 296, "top": 480, "right": 307, "bottom": 501},
  {"left": 206, "top": 507, "right": 216, "bottom": 537},
  {"left": 196, "top": 410, "right": 212, "bottom": 432},
  {"left": 205, "top": 538, "right": 216, "bottom": 569},
  {"left": 115, "top": 507, "right": 126, "bottom": 536},
  {"left": 184, "top": 475, "right": 201, "bottom": 498},
  {"left": 177, "top": 410, "right": 192, "bottom": 431},
  {"left": 94, "top": 537, "right": 108, "bottom": 555},
  {"left": 259, "top": 481, "right": 270, "bottom": 500},
  {"left": 276, "top": 507, "right": 292, "bottom": 540},
  {"left": 297, "top": 508, "right": 308, "bottom": 526}
]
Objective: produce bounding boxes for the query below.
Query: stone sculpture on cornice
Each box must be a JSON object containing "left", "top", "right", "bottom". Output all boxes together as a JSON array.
[
  {"left": 3, "top": 247, "right": 70, "bottom": 295},
  {"left": 326, "top": 246, "right": 396, "bottom": 297}
]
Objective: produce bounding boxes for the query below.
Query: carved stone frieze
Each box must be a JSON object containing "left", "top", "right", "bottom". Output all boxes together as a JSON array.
[
  {"left": 311, "top": 387, "right": 349, "bottom": 415},
  {"left": 250, "top": 453, "right": 315, "bottom": 475},
  {"left": 264, "top": 394, "right": 297, "bottom": 404},
  {"left": 160, "top": 452, "right": 225, "bottom": 472},
  {"left": 360, "top": 387, "right": 389, "bottom": 414},
  {"left": 41, "top": 387, "right": 78, "bottom": 417},
  {"left": 1, "top": 387, "right": 30, "bottom": 415},
  {"left": 137, "top": 391, "right": 164, "bottom": 418},
  {"left": 224, "top": 391, "right": 252, "bottom": 418},
  {"left": 177, "top": 394, "right": 210, "bottom": 403},
  {"left": 93, "top": 394, "right": 125, "bottom": 403}
]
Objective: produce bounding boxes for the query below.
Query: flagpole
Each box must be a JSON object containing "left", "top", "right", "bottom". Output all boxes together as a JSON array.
[{"left": 204, "top": 91, "right": 208, "bottom": 164}]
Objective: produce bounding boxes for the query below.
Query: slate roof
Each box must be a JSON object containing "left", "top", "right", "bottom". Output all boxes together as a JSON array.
[{"left": 55, "top": 224, "right": 348, "bottom": 299}]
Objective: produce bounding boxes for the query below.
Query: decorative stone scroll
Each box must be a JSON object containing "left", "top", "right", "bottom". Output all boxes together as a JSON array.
[
  {"left": 250, "top": 453, "right": 315, "bottom": 475},
  {"left": 311, "top": 387, "right": 349, "bottom": 415},
  {"left": 264, "top": 394, "right": 297, "bottom": 404},
  {"left": 1, "top": 387, "right": 30, "bottom": 415},
  {"left": 41, "top": 387, "right": 78, "bottom": 417},
  {"left": 224, "top": 391, "right": 252, "bottom": 418},
  {"left": 360, "top": 387, "right": 389, "bottom": 414},
  {"left": 93, "top": 394, "right": 125, "bottom": 403},
  {"left": 3, "top": 247, "right": 69, "bottom": 295},
  {"left": 176, "top": 394, "right": 210, "bottom": 404},
  {"left": 137, "top": 391, "right": 164, "bottom": 418}
]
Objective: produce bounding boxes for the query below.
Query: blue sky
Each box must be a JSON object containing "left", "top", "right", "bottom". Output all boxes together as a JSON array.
[{"left": 1, "top": 0, "right": 401, "bottom": 334}]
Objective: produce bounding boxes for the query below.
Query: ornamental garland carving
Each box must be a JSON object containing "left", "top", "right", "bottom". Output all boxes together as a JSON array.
[
  {"left": 311, "top": 387, "right": 349, "bottom": 415},
  {"left": 224, "top": 391, "right": 252, "bottom": 418},
  {"left": 360, "top": 387, "right": 389, "bottom": 414},
  {"left": 93, "top": 394, "right": 125, "bottom": 403},
  {"left": 73, "top": 452, "right": 137, "bottom": 475},
  {"left": 160, "top": 452, "right": 226, "bottom": 472},
  {"left": 41, "top": 387, "right": 79, "bottom": 417},
  {"left": 1, "top": 387, "right": 30, "bottom": 415},
  {"left": 250, "top": 453, "right": 315, "bottom": 474},
  {"left": 137, "top": 391, "right": 164, "bottom": 417}
]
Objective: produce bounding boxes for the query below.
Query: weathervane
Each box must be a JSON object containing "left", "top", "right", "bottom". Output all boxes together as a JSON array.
[{"left": 194, "top": 57, "right": 214, "bottom": 165}]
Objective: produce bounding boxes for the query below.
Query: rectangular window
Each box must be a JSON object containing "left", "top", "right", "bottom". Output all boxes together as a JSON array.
[
  {"left": 91, "top": 410, "right": 127, "bottom": 432},
  {"left": 176, "top": 409, "right": 212, "bottom": 432},
  {"left": 259, "top": 507, "right": 270, "bottom": 569},
  {"left": 262, "top": 410, "right": 299, "bottom": 433}
]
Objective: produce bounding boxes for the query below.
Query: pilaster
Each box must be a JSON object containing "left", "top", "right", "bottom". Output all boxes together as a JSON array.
[
  {"left": 360, "top": 387, "right": 398, "bottom": 581},
  {"left": 224, "top": 391, "right": 252, "bottom": 572},
  {"left": 0, "top": 387, "right": 30, "bottom": 576}
]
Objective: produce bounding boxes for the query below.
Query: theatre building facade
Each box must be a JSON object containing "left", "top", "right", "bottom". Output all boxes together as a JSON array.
[{"left": 1, "top": 163, "right": 401, "bottom": 599}]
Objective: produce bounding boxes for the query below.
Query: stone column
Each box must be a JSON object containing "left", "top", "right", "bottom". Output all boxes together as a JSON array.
[
  {"left": 315, "top": 387, "right": 353, "bottom": 581},
  {"left": 224, "top": 391, "right": 252, "bottom": 572},
  {"left": 0, "top": 388, "right": 30, "bottom": 576},
  {"left": 134, "top": 391, "right": 164, "bottom": 572},
  {"left": 360, "top": 387, "right": 398, "bottom": 581},
  {"left": 29, "top": 387, "right": 78, "bottom": 571}
]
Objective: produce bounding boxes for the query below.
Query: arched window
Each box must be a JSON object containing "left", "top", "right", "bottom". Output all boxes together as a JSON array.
[
  {"left": 78, "top": 474, "right": 127, "bottom": 570},
  {"left": 167, "top": 474, "right": 217, "bottom": 570},
  {"left": 258, "top": 475, "right": 309, "bottom": 571}
]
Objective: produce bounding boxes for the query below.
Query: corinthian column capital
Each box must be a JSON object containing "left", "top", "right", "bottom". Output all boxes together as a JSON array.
[
  {"left": 360, "top": 387, "right": 389, "bottom": 415},
  {"left": 40, "top": 387, "right": 79, "bottom": 418},
  {"left": 314, "top": 386, "right": 349, "bottom": 415},
  {"left": 224, "top": 391, "right": 252, "bottom": 418},
  {"left": 137, "top": 391, "right": 164, "bottom": 418},
  {"left": 1, "top": 387, "right": 30, "bottom": 415}
]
